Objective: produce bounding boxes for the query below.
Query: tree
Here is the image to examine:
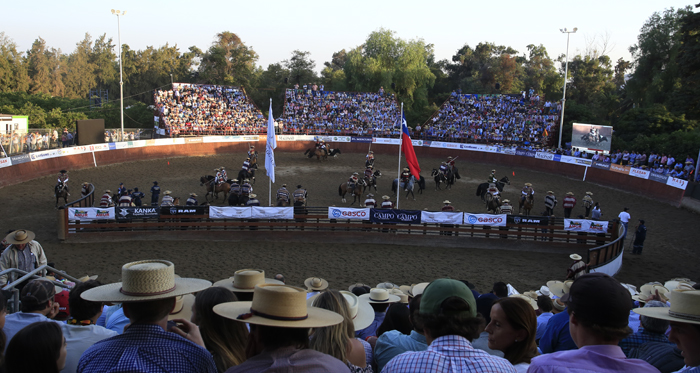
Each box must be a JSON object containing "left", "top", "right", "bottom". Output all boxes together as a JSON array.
[
  {"left": 64, "top": 33, "right": 96, "bottom": 99},
  {"left": 522, "top": 44, "right": 562, "bottom": 98},
  {"left": 46, "top": 47, "right": 65, "bottom": 97},
  {"left": 0, "top": 32, "right": 29, "bottom": 93},
  {"left": 671, "top": 7, "right": 700, "bottom": 120},
  {"left": 284, "top": 50, "right": 317, "bottom": 85},
  {"left": 199, "top": 32, "right": 258, "bottom": 87},
  {"left": 90, "top": 34, "right": 117, "bottom": 90},
  {"left": 26, "top": 38, "right": 52, "bottom": 94},
  {"left": 447, "top": 42, "right": 521, "bottom": 94}
]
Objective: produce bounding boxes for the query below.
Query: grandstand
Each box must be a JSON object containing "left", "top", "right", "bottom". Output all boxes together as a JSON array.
[{"left": 154, "top": 83, "right": 265, "bottom": 136}]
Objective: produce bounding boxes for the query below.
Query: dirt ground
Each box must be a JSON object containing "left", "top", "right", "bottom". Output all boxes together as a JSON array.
[{"left": 0, "top": 151, "right": 698, "bottom": 294}]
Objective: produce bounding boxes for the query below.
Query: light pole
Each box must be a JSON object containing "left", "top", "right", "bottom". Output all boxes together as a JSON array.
[
  {"left": 558, "top": 27, "right": 577, "bottom": 150},
  {"left": 111, "top": 9, "right": 126, "bottom": 141}
]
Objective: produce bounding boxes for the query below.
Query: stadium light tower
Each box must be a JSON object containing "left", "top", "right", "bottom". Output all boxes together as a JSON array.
[
  {"left": 558, "top": 27, "right": 577, "bottom": 150},
  {"left": 111, "top": 9, "right": 127, "bottom": 141}
]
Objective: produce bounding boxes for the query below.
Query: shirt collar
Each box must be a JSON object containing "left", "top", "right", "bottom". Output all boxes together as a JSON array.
[
  {"left": 409, "top": 330, "right": 427, "bottom": 344},
  {"left": 578, "top": 344, "right": 626, "bottom": 358}
]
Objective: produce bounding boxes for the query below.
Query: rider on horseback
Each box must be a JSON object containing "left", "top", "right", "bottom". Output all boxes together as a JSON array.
[
  {"left": 293, "top": 185, "right": 307, "bottom": 205},
  {"left": 318, "top": 139, "right": 328, "bottom": 156},
  {"left": 364, "top": 165, "right": 374, "bottom": 184},
  {"left": 400, "top": 167, "right": 412, "bottom": 191},
  {"left": 446, "top": 156, "right": 456, "bottom": 171},
  {"left": 56, "top": 170, "right": 70, "bottom": 196},
  {"left": 213, "top": 168, "right": 223, "bottom": 186},
  {"left": 248, "top": 146, "right": 256, "bottom": 160},
  {"left": 160, "top": 190, "right": 174, "bottom": 206},
  {"left": 220, "top": 167, "right": 228, "bottom": 183},
  {"left": 348, "top": 172, "right": 359, "bottom": 186},
  {"left": 521, "top": 183, "right": 534, "bottom": 204},
  {"left": 276, "top": 184, "right": 291, "bottom": 203},
  {"left": 488, "top": 169, "right": 497, "bottom": 184},
  {"left": 366, "top": 151, "right": 374, "bottom": 166},
  {"left": 487, "top": 183, "right": 500, "bottom": 197},
  {"left": 439, "top": 162, "right": 449, "bottom": 177}
]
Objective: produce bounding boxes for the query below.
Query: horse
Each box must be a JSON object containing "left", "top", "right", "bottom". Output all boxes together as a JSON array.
[
  {"left": 304, "top": 148, "right": 341, "bottom": 160},
  {"left": 276, "top": 197, "right": 289, "bottom": 207},
  {"left": 249, "top": 151, "right": 258, "bottom": 167},
  {"left": 364, "top": 170, "right": 382, "bottom": 192},
  {"left": 519, "top": 192, "right": 535, "bottom": 216},
  {"left": 476, "top": 176, "right": 511, "bottom": 201},
  {"left": 365, "top": 157, "right": 374, "bottom": 168},
  {"left": 237, "top": 166, "right": 257, "bottom": 184},
  {"left": 485, "top": 193, "right": 502, "bottom": 213},
  {"left": 338, "top": 178, "right": 367, "bottom": 205},
  {"left": 55, "top": 183, "right": 68, "bottom": 207},
  {"left": 391, "top": 175, "right": 421, "bottom": 200},
  {"left": 199, "top": 175, "right": 230, "bottom": 202},
  {"left": 431, "top": 168, "right": 455, "bottom": 190},
  {"left": 228, "top": 192, "right": 239, "bottom": 206}
]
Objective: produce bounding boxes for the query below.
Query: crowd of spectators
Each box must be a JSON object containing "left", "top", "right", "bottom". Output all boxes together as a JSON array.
[
  {"left": 154, "top": 83, "right": 266, "bottom": 137},
  {"left": 279, "top": 87, "right": 400, "bottom": 136},
  {"left": 0, "top": 232, "right": 697, "bottom": 373},
  {"left": 0, "top": 129, "right": 144, "bottom": 157}
]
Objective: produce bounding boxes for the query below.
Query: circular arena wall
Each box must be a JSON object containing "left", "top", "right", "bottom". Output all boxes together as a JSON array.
[{"left": 0, "top": 139, "right": 684, "bottom": 205}]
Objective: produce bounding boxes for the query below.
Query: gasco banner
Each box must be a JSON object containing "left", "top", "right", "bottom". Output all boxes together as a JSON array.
[
  {"left": 369, "top": 209, "right": 421, "bottom": 224},
  {"left": 564, "top": 219, "right": 609, "bottom": 233},
  {"left": 421, "top": 211, "right": 463, "bottom": 224},
  {"left": 328, "top": 207, "right": 370, "bottom": 220},
  {"left": 463, "top": 213, "right": 507, "bottom": 226},
  {"left": 68, "top": 207, "right": 115, "bottom": 220},
  {"left": 251, "top": 206, "right": 294, "bottom": 219},
  {"left": 209, "top": 206, "right": 253, "bottom": 219}
]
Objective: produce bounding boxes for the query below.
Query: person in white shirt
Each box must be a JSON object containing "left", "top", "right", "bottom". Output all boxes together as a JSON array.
[{"left": 618, "top": 207, "right": 631, "bottom": 239}]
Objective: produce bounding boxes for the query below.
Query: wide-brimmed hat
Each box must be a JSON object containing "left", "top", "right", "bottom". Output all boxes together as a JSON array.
[
  {"left": 525, "top": 183, "right": 532, "bottom": 186},
  {"left": 348, "top": 283, "right": 369, "bottom": 292},
  {"left": 539, "top": 285, "right": 551, "bottom": 297},
  {"left": 585, "top": 192, "right": 593, "bottom": 196},
  {"left": 547, "top": 191, "right": 553, "bottom": 194},
  {"left": 244, "top": 179, "right": 250, "bottom": 182},
  {"left": 502, "top": 199, "right": 510, "bottom": 203},
  {"left": 307, "top": 290, "right": 374, "bottom": 331},
  {"left": 214, "top": 269, "right": 284, "bottom": 293},
  {"left": 633, "top": 284, "right": 670, "bottom": 302},
  {"left": 81, "top": 260, "right": 211, "bottom": 302},
  {"left": 510, "top": 294, "right": 537, "bottom": 310},
  {"left": 566, "top": 192, "right": 574, "bottom": 196},
  {"left": 304, "top": 277, "right": 329, "bottom": 291},
  {"left": 83, "top": 181, "right": 89, "bottom": 185},
  {"left": 4, "top": 230, "right": 35, "bottom": 245},
  {"left": 389, "top": 289, "right": 409, "bottom": 303},
  {"left": 77, "top": 275, "right": 99, "bottom": 282},
  {"left": 411, "top": 282, "right": 430, "bottom": 297},
  {"left": 376, "top": 282, "right": 399, "bottom": 290},
  {"left": 168, "top": 293, "right": 195, "bottom": 321},
  {"left": 249, "top": 193, "right": 257, "bottom": 198},
  {"left": 399, "top": 285, "right": 413, "bottom": 295},
  {"left": 570, "top": 254, "right": 582, "bottom": 261},
  {"left": 547, "top": 280, "right": 573, "bottom": 298},
  {"left": 359, "top": 288, "right": 401, "bottom": 304},
  {"left": 634, "top": 290, "right": 700, "bottom": 325},
  {"left": 491, "top": 169, "right": 496, "bottom": 172},
  {"left": 213, "top": 284, "right": 344, "bottom": 328},
  {"left": 443, "top": 200, "right": 451, "bottom": 204},
  {"left": 367, "top": 193, "right": 374, "bottom": 198},
  {"left": 665, "top": 278, "right": 696, "bottom": 291},
  {"left": 104, "top": 189, "right": 112, "bottom": 194},
  {"left": 403, "top": 167, "right": 409, "bottom": 171},
  {"left": 382, "top": 195, "right": 390, "bottom": 200},
  {"left": 189, "top": 193, "right": 198, "bottom": 197},
  {"left": 164, "top": 190, "right": 172, "bottom": 195}
]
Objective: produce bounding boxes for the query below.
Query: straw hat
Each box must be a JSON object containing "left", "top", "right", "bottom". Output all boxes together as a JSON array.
[
  {"left": 633, "top": 284, "right": 670, "bottom": 302},
  {"left": 443, "top": 200, "right": 451, "bottom": 204},
  {"left": 585, "top": 192, "right": 593, "bottom": 196},
  {"left": 77, "top": 275, "right": 99, "bottom": 282},
  {"left": 83, "top": 181, "right": 89, "bottom": 185},
  {"left": 665, "top": 278, "right": 697, "bottom": 291},
  {"left": 403, "top": 167, "right": 409, "bottom": 171},
  {"left": 81, "top": 260, "right": 211, "bottom": 302},
  {"left": 389, "top": 289, "right": 409, "bottom": 303},
  {"left": 566, "top": 192, "right": 574, "bottom": 196},
  {"left": 104, "top": 190, "right": 112, "bottom": 194},
  {"left": 304, "top": 277, "right": 329, "bottom": 291},
  {"left": 547, "top": 280, "right": 573, "bottom": 298},
  {"left": 307, "top": 290, "right": 374, "bottom": 331},
  {"left": 547, "top": 191, "right": 553, "bottom": 194},
  {"left": 189, "top": 193, "right": 198, "bottom": 197},
  {"left": 539, "top": 285, "right": 551, "bottom": 297},
  {"left": 214, "top": 269, "right": 284, "bottom": 293},
  {"left": 525, "top": 183, "right": 532, "bottom": 186},
  {"left": 634, "top": 290, "right": 700, "bottom": 325},
  {"left": 502, "top": 199, "right": 510, "bottom": 203},
  {"left": 570, "top": 254, "right": 582, "bottom": 261},
  {"left": 376, "top": 282, "right": 399, "bottom": 290},
  {"left": 510, "top": 294, "right": 537, "bottom": 310},
  {"left": 164, "top": 190, "right": 172, "bottom": 195},
  {"left": 411, "top": 282, "right": 430, "bottom": 297},
  {"left": 359, "top": 288, "right": 401, "bottom": 304},
  {"left": 168, "top": 293, "right": 195, "bottom": 321},
  {"left": 382, "top": 195, "right": 390, "bottom": 200},
  {"left": 4, "top": 230, "right": 36, "bottom": 245},
  {"left": 249, "top": 194, "right": 257, "bottom": 198},
  {"left": 348, "top": 283, "right": 369, "bottom": 292},
  {"left": 213, "top": 284, "right": 344, "bottom": 328}
]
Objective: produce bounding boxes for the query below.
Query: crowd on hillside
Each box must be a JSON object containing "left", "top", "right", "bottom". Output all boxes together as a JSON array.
[
  {"left": 0, "top": 227, "right": 698, "bottom": 373},
  {"left": 279, "top": 86, "right": 400, "bottom": 136},
  {"left": 154, "top": 84, "right": 266, "bottom": 137}
]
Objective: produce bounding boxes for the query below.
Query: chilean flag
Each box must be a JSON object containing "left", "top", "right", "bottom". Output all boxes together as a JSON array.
[{"left": 401, "top": 115, "right": 421, "bottom": 179}]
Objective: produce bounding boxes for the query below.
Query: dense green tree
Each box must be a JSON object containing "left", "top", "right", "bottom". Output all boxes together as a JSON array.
[
  {"left": 46, "top": 47, "right": 65, "bottom": 97},
  {"left": 284, "top": 50, "right": 317, "bottom": 85},
  {"left": 90, "top": 34, "right": 117, "bottom": 90},
  {"left": 671, "top": 7, "right": 700, "bottom": 120},
  {"left": 522, "top": 44, "right": 562, "bottom": 99},
  {"left": 199, "top": 32, "right": 258, "bottom": 87},
  {"left": 447, "top": 42, "right": 521, "bottom": 94},
  {"left": 64, "top": 34, "right": 96, "bottom": 99},
  {"left": 0, "top": 33, "right": 29, "bottom": 93},
  {"left": 26, "top": 38, "right": 52, "bottom": 94}
]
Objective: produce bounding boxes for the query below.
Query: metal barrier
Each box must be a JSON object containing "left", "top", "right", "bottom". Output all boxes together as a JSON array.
[
  {"left": 64, "top": 183, "right": 96, "bottom": 208},
  {"left": 0, "top": 265, "right": 80, "bottom": 313},
  {"left": 587, "top": 221, "right": 625, "bottom": 274}
]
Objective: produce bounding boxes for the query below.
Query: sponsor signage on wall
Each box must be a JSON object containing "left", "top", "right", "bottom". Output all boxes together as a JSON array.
[
  {"left": 160, "top": 206, "right": 208, "bottom": 215},
  {"left": 515, "top": 148, "right": 536, "bottom": 157},
  {"left": 463, "top": 213, "right": 507, "bottom": 226},
  {"left": 350, "top": 136, "right": 373, "bottom": 143},
  {"left": 251, "top": 206, "right": 294, "bottom": 219},
  {"left": 507, "top": 215, "right": 550, "bottom": 226},
  {"left": 421, "top": 211, "right": 463, "bottom": 224},
  {"left": 116, "top": 207, "right": 160, "bottom": 220},
  {"left": 68, "top": 207, "right": 115, "bottom": 220},
  {"left": 317, "top": 136, "right": 351, "bottom": 143},
  {"left": 328, "top": 207, "right": 370, "bottom": 220},
  {"left": 629, "top": 168, "right": 650, "bottom": 179},
  {"left": 564, "top": 219, "right": 609, "bottom": 233},
  {"left": 666, "top": 176, "right": 688, "bottom": 190},
  {"left": 648, "top": 172, "right": 669, "bottom": 184},
  {"left": 609, "top": 163, "right": 631, "bottom": 174},
  {"left": 372, "top": 138, "right": 401, "bottom": 145},
  {"left": 9, "top": 154, "right": 30, "bottom": 164},
  {"left": 535, "top": 152, "right": 555, "bottom": 161},
  {"left": 592, "top": 161, "right": 611, "bottom": 170},
  {"left": 0, "top": 157, "right": 12, "bottom": 168},
  {"left": 209, "top": 206, "right": 253, "bottom": 219},
  {"left": 369, "top": 209, "right": 421, "bottom": 224}
]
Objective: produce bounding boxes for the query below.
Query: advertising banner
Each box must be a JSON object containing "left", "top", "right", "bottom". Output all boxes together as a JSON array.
[
  {"left": 369, "top": 209, "right": 421, "bottom": 224},
  {"left": 30, "top": 149, "right": 63, "bottom": 162},
  {"left": 629, "top": 167, "right": 650, "bottom": 179},
  {"left": 184, "top": 138, "right": 203, "bottom": 144},
  {"left": 277, "top": 135, "right": 316, "bottom": 142},
  {"left": 116, "top": 206, "right": 160, "bottom": 220},
  {"left": 202, "top": 136, "right": 252, "bottom": 143},
  {"left": 159, "top": 206, "right": 208, "bottom": 216},
  {"left": 350, "top": 136, "right": 373, "bottom": 143},
  {"left": 209, "top": 206, "right": 252, "bottom": 219},
  {"left": 592, "top": 161, "right": 611, "bottom": 170},
  {"left": 648, "top": 172, "right": 669, "bottom": 184},
  {"left": 535, "top": 152, "right": 555, "bottom": 161},
  {"left": 564, "top": 219, "right": 609, "bottom": 233},
  {"left": 0, "top": 157, "right": 11, "bottom": 168},
  {"left": 153, "top": 138, "right": 176, "bottom": 146},
  {"left": 328, "top": 207, "right": 370, "bottom": 220},
  {"left": 421, "top": 211, "right": 463, "bottom": 224},
  {"left": 317, "top": 136, "right": 351, "bottom": 143},
  {"left": 666, "top": 176, "right": 689, "bottom": 190},
  {"left": 463, "top": 213, "right": 507, "bottom": 226},
  {"left": 502, "top": 147, "right": 517, "bottom": 155},
  {"left": 515, "top": 148, "right": 536, "bottom": 158},
  {"left": 251, "top": 206, "right": 294, "bottom": 219},
  {"left": 9, "top": 154, "right": 30, "bottom": 164},
  {"left": 559, "top": 155, "right": 592, "bottom": 166},
  {"left": 373, "top": 138, "right": 401, "bottom": 145},
  {"left": 609, "top": 163, "right": 631, "bottom": 174},
  {"left": 68, "top": 207, "right": 115, "bottom": 220},
  {"left": 507, "top": 215, "right": 550, "bottom": 226}
]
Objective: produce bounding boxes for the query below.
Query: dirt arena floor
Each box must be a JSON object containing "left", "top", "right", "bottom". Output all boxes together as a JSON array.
[{"left": 0, "top": 151, "right": 698, "bottom": 293}]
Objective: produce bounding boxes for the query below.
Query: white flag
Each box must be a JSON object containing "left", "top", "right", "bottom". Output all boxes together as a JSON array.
[{"left": 265, "top": 100, "right": 276, "bottom": 183}]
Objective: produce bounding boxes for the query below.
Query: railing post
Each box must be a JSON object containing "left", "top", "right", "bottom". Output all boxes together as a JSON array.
[{"left": 57, "top": 207, "right": 67, "bottom": 241}]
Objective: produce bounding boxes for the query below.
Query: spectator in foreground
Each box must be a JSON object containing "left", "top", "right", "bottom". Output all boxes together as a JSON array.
[
  {"left": 485, "top": 297, "right": 539, "bottom": 372},
  {"left": 381, "top": 278, "right": 515, "bottom": 372},
  {"left": 356, "top": 289, "right": 400, "bottom": 340},
  {"left": 5, "top": 321, "right": 66, "bottom": 373},
  {"left": 0, "top": 230, "right": 48, "bottom": 287},
  {"left": 374, "top": 294, "right": 427, "bottom": 372},
  {"left": 535, "top": 295, "right": 554, "bottom": 342},
  {"left": 3, "top": 279, "right": 60, "bottom": 345},
  {"left": 528, "top": 273, "right": 659, "bottom": 373}
]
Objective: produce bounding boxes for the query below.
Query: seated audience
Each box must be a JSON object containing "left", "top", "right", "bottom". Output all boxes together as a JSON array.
[
  {"left": 3, "top": 279, "right": 60, "bottom": 345},
  {"left": 485, "top": 297, "right": 539, "bottom": 372},
  {"left": 374, "top": 295, "right": 428, "bottom": 372},
  {"left": 5, "top": 321, "right": 66, "bottom": 373}
]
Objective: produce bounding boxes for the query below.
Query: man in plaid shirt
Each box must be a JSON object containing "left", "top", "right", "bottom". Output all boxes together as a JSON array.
[{"left": 382, "top": 278, "right": 515, "bottom": 372}]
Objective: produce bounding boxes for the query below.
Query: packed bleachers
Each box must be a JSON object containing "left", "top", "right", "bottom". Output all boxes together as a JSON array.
[{"left": 154, "top": 83, "right": 265, "bottom": 136}]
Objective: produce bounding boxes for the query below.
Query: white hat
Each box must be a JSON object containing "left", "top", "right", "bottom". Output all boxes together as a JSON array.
[
  {"left": 570, "top": 254, "right": 582, "bottom": 261},
  {"left": 304, "top": 277, "right": 329, "bottom": 291},
  {"left": 214, "top": 269, "right": 284, "bottom": 293},
  {"left": 634, "top": 290, "right": 700, "bottom": 325},
  {"left": 359, "top": 288, "right": 401, "bottom": 304}
]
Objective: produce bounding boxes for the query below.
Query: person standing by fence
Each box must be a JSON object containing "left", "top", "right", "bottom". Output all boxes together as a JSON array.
[
  {"left": 618, "top": 207, "right": 631, "bottom": 240},
  {"left": 150, "top": 182, "right": 160, "bottom": 206},
  {"left": 632, "top": 220, "right": 647, "bottom": 255},
  {"left": 562, "top": 192, "right": 576, "bottom": 218}
]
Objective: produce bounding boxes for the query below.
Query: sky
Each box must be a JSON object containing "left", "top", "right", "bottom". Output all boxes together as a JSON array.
[{"left": 3, "top": 0, "right": 697, "bottom": 75}]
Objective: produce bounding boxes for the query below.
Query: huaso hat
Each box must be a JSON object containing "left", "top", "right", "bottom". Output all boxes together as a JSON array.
[
  {"left": 510, "top": 294, "right": 538, "bottom": 310},
  {"left": 304, "top": 277, "right": 329, "bottom": 291},
  {"left": 359, "top": 288, "right": 401, "bottom": 304},
  {"left": 5, "top": 230, "right": 35, "bottom": 245},
  {"left": 411, "top": 282, "right": 430, "bottom": 296},
  {"left": 633, "top": 284, "right": 670, "bottom": 302},
  {"left": 81, "top": 260, "right": 211, "bottom": 302},
  {"left": 214, "top": 284, "right": 344, "bottom": 328},
  {"left": 634, "top": 290, "right": 700, "bottom": 325},
  {"left": 570, "top": 254, "right": 582, "bottom": 261},
  {"left": 547, "top": 280, "right": 573, "bottom": 298},
  {"left": 168, "top": 293, "right": 195, "bottom": 321},
  {"left": 214, "top": 269, "right": 283, "bottom": 293}
]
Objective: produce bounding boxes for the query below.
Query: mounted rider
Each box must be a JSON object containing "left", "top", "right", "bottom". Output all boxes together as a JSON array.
[
  {"left": 293, "top": 185, "right": 307, "bottom": 205},
  {"left": 213, "top": 168, "right": 224, "bottom": 186},
  {"left": 366, "top": 151, "right": 375, "bottom": 167},
  {"left": 439, "top": 162, "right": 449, "bottom": 177},
  {"left": 544, "top": 191, "right": 557, "bottom": 216},
  {"left": 56, "top": 170, "right": 70, "bottom": 196},
  {"left": 160, "top": 190, "right": 174, "bottom": 206},
  {"left": 446, "top": 156, "right": 456, "bottom": 170},
  {"left": 487, "top": 169, "right": 497, "bottom": 184},
  {"left": 219, "top": 166, "right": 228, "bottom": 182},
  {"left": 276, "top": 184, "right": 291, "bottom": 203},
  {"left": 521, "top": 182, "right": 534, "bottom": 204},
  {"left": 247, "top": 146, "right": 257, "bottom": 164},
  {"left": 380, "top": 195, "right": 393, "bottom": 209},
  {"left": 400, "top": 167, "right": 413, "bottom": 191},
  {"left": 100, "top": 190, "right": 114, "bottom": 208},
  {"left": 348, "top": 172, "right": 359, "bottom": 188},
  {"left": 582, "top": 192, "right": 594, "bottom": 218},
  {"left": 186, "top": 193, "right": 198, "bottom": 206},
  {"left": 499, "top": 199, "right": 513, "bottom": 215},
  {"left": 364, "top": 193, "right": 376, "bottom": 207},
  {"left": 364, "top": 164, "right": 375, "bottom": 184}
]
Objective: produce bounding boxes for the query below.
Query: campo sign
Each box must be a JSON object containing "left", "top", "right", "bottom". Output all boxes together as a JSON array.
[{"left": 369, "top": 209, "right": 421, "bottom": 224}]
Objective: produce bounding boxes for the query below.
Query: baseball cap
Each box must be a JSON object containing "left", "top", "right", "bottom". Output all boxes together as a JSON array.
[
  {"left": 21, "top": 279, "right": 56, "bottom": 307},
  {"left": 419, "top": 279, "right": 476, "bottom": 318},
  {"left": 562, "top": 273, "right": 631, "bottom": 328}
]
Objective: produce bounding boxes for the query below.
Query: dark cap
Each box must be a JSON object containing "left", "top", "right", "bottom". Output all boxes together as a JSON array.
[
  {"left": 21, "top": 279, "right": 56, "bottom": 306},
  {"left": 562, "top": 273, "right": 631, "bottom": 328},
  {"left": 639, "top": 219, "right": 645, "bottom": 224},
  {"left": 420, "top": 279, "right": 476, "bottom": 317},
  {"left": 623, "top": 207, "right": 629, "bottom": 211}
]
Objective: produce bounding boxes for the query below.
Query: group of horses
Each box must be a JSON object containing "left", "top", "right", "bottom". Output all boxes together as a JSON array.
[
  {"left": 473, "top": 176, "right": 535, "bottom": 215},
  {"left": 304, "top": 147, "right": 342, "bottom": 161}
]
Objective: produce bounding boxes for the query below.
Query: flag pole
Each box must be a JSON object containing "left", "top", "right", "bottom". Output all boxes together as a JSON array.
[
  {"left": 268, "top": 98, "right": 272, "bottom": 207},
  {"left": 396, "top": 103, "right": 403, "bottom": 209}
]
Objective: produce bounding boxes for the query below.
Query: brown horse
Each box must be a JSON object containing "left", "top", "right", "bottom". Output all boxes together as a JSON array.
[
  {"left": 338, "top": 179, "right": 367, "bottom": 205},
  {"left": 200, "top": 176, "right": 230, "bottom": 202},
  {"left": 55, "top": 184, "right": 68, "bottom": 207},
  {"left": 305, "top": 148, "right": 328, "bottom": 161},
  {"left": 519, "top": 192, "right": 534, "bottom": 215},
  {"left": 485, "top": 193, "right": 501, "bottom": 213}
]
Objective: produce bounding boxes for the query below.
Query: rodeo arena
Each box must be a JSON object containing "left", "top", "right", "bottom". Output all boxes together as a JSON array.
[{"left": 0, "top": 83, "right": 699, "bottom": 373}]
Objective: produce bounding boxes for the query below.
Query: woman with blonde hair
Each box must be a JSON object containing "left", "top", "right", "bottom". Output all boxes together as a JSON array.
[
  {"left": 310, "top": 289, "right": 372, "bottom": 372},
  {"left": 485, "top": 297, "right": 539, "bottom": 372},
  {"left": 191, "top": 287, "right": 248, "bottom": 372}
]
